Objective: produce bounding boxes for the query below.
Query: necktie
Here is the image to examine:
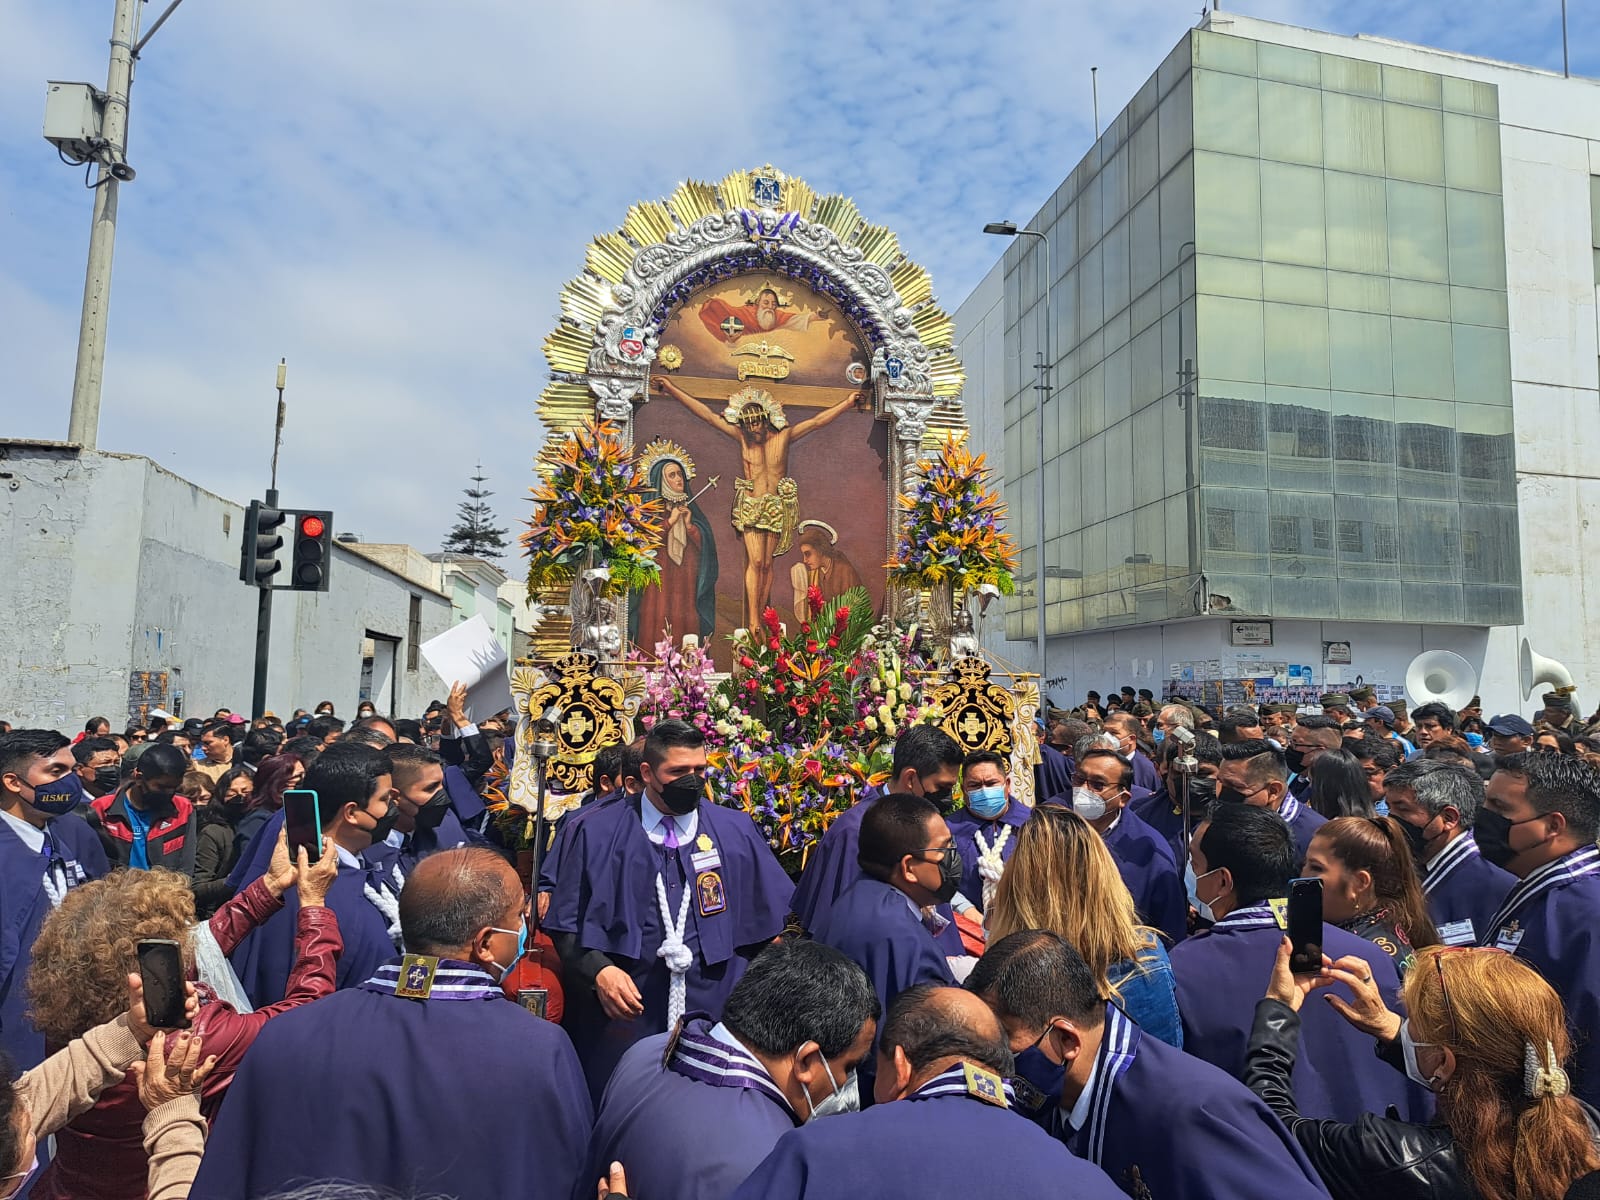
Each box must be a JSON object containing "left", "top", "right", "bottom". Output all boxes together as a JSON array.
[{"left": 663, "top": 817, "right": 681, "bottom": 851}]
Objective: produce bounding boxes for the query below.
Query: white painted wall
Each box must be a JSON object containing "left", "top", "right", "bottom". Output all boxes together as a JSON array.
[{"left": 0, "top": 444, "right": 452, "bottom": 727}]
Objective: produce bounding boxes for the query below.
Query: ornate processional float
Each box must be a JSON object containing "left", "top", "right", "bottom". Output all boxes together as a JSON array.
[{"left": 508, "top": 165, "right": 1033, "bottom": 875}]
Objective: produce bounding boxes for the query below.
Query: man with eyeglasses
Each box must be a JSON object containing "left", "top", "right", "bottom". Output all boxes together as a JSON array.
[
  {"left": 1070, "top": 748, "right": 1186, "bottom": 945},
  {"left": 812, "top": 792, "right": 959, "bottom": 1105},
  {"left": 228, "top": 743, "right": 405, "bottom": 1006},
  {"left": 1474, "top": 752, "right": 1600, "bottom": 1106},
  {"left": 1218, "top": 739, "right": 1327, "bottom": 869}
]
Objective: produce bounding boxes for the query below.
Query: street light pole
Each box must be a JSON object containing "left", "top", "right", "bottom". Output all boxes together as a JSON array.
[
  {"left": 66, "top": 0, "right": 141, "bottom": 449},
  {"left": 983, "top": 221, "right": 1052, "bottom": 689}
]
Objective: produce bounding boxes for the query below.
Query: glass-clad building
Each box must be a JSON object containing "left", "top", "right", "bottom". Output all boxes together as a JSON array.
[{"left": 996, "top": 26, "right": 1521, "bottom": 643}]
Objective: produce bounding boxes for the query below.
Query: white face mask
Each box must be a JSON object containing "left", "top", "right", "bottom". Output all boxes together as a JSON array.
[
  {"left": 1185, "top": 860, "right": 1221, "bottom": 923},
  {"left": 1071, "top": 786, "right": 1108, "bottom": 822},
  {"left": 1399, "top": 1019, "right": 1444, "bottom": 1091},
  {"left": 802, "top": 1053, "right": 860, "bottom": 1121}
]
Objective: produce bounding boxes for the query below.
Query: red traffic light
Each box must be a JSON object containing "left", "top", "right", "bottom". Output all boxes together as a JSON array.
[{"left": 299, "top": 515, "right": 325, "bottom": 539}]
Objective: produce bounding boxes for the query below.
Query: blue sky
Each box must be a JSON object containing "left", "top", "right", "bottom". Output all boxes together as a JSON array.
[{"left": 2, "top": 0, "right": 1593, "bottom": 560}]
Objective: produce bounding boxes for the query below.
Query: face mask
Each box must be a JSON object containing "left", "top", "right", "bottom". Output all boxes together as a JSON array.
[
  {"left": 1217, "top": 784, "right": 1254, "bottom": 807},
  {"left": 1186, "top": 860, "right": 1221, "bottom": 923},
  {"left": 1013, "top": 1025, "right": 1067, "bottom": 1115},
  {"left": 919, "top": 779, "right": 957, "bottom": 814},
  {"left": 92, "top": 767, "right": 121, "bottom": 795},
  {"left": 801, "top": 1053, "right": 860, "bottom": 1121},
  {"left": 929, "top": 848, "right": 962, "bottom": 903},
  {"left": 1463, "top": 732, "right": 1484, "bottom": 748},
  {"left": 487, "top": 917, "right": 528, "bottom": 983},
  {"left": 413, "top": 788, "right": 450, "bottom": 831},
  {"left": 1152, "top": 728, "right": 1165, "bottom": 744},
  {"left": 1071, "top": 786, "right": 1108, "bottom": 822},
  {"left": 1283, "top": 748, "right": 1306, "bottom": 774},
  {"left": 1473, "top": 809, "right": 1542, "bottom": 868},
  {"left": 28, "top": 773, "right": 85, "bottom": 816},
  {"left": 1399, "top": 1019, "right": 1443, "bottom": 1090},
  {"left": 1188, "top": 775, "right": 1218, "bottom": 804},
  {"left": 1, "top": 1148, "right": 39, "bottom": 1196},
  {"left": 658, "top": 774, "right": 704, "bottom": 816},
  {"left": 966, "top": 785, "right": 1007, "bottom": 820},
  {"left": 1399, "top": 814, "right": 1437, "bottom": 865},
  {"left": 365, "top": 801, "right": 400, "bottom": 844}
]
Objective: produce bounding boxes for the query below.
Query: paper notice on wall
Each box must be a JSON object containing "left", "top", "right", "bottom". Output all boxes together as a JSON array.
[{"left": 420, "top": 615, "right": 513, "bottom": 723}]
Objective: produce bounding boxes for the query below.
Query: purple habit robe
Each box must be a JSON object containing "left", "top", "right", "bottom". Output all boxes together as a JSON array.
[
  {"left": 1169, "top": 902, "right": 1432, "bottom": 1124},
  {"left": 1479, "top": 845, "right": 1600, "bottom": 1107},
  {"left": 1129, "top": 783, "right": 1192, "bottom": 868},
  {"left": 545, "top": 798, "right": 792, "bottom": 1100},
  {"left": 584, "top": 1018, "right": 799, "bottom": 1200},
  {"left": 945, "top": 801, "right": 1030, "bottom": 913},
  {"left": 1034, "top": 743, "right": 1073, "bottom": 804},
  {"left": 727, "top": 1064, "right": 1125, "bottom": 1200},
  {"left": 1421, "top": 832, "right": 1513, "bottom": 946},
  {"left": 1102, "top": 805, "right": 1188, "bottom": 944},
  {"left": 191, "top": 958, "right": 592, "bottom": 1200}
]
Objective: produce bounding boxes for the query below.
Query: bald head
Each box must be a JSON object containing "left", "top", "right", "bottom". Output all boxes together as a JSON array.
[
  {"left": 398, "top": 848, "right": 522, "bottom": 959},
  {"left": 879, "top": 983, "right": 1013, "bottom": 1090}
]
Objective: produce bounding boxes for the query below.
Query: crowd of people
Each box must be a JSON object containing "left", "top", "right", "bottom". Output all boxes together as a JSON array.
[{"left": 1, "top": 676, "right": 1599, "bottom": 1200}]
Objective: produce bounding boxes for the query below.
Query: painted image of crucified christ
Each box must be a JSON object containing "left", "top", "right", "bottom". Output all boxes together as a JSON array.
[{"left": 650, "top": 375, "right": 867, "bottom": 631}]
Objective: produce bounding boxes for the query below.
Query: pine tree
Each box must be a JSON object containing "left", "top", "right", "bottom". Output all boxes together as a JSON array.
[{"left": 442, "top": 463, "right": 510, "bottom": 560}]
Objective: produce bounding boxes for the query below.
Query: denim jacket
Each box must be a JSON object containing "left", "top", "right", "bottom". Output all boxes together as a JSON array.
[{"left": 1108, "top": 934, "right": 1183, "bottom": 1048}]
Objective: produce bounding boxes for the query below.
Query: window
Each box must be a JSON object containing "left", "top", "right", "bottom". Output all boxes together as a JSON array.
[
  {"left": 1312, "top": 518, "right": 1333, "bottom": 550},
  {"left": 407, "top": 596, "right": 422, "bottom": 671},
  {"left": 1207, "top": 507, "right": 1238, "bottom": 551},
  {"left": 1338, "top": 520, "right": 1364, "bottom": 553},
  {"left": 1374, "top": 524, "right": 1399, "bottom": 562},
  {"left": 1270, "top": 516, "right": 1300, "bottom": 552}
]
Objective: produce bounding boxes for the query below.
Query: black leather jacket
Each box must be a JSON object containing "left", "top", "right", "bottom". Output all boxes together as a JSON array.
[{"left": 1245, "top": 998, "right": 1467, "bottom": 1200}]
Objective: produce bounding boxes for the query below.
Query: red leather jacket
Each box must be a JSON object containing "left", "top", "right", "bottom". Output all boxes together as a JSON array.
[{"left": 32, "top": 878, "right": 342, "bottom": 1200}]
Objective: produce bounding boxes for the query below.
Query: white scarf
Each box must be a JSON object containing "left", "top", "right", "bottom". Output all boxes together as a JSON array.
[{"left": 974, "top": 825, "right": 1013, "bottom": 913}]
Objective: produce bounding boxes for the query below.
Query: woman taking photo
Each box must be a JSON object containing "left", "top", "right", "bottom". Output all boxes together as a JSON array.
[
  {"left": 986, "top": 803, "right": 1181, "bottom": 1047},
  {"left": 1303, "top": 816, "right": 1440, "bottom": 977},
  {"left": 1248, "top": 941, "right": 1600, "bottom": 1199}
]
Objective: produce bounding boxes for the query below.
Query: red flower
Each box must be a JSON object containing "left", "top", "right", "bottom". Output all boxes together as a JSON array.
[
  {"left": 834, "top": 606, "right": 850, "bottom": 628},
  {"left": 769, "top": 639, "right": 780, "bottom": 651},
  {"left": 739, "top": 655, "right": 755, "bottom": 670},
  {"left": 806, "top": 640, "right": 819, "bottom": 654},
  {"left": 806, "top": 584, "right": 824, "bottom": 611},
  {"left": 762, "top": 606, "right": 781, "bottom": 634},
  {"left": 844, "top": 666, "right": 858, "bottom": 680},
  {"left": 827, "top": 637, "right": 839, "bottom": 650},
  {"left": 774, "top": 681, "right": 787, "bottom": 694}
]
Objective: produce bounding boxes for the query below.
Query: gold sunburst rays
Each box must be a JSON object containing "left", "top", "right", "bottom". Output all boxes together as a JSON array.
[
  {"left": 560, "top": 277, "right": 614, "bottom": 328},
  {"left": 811, "top": 194, "right": 863, "bottom": 242},
  {"left": 930, "top": 353, "right": 967, "bottom": 397},
  {"left": 854, "top": 223, "right": 901, "bottom": 268},
  {"left": 668, "top": 180, "right": 721, "bottom": 227},
  {"left": 586, "top": 233, "right": 636, "bottom": 284},
  {"left": 543, "top": 324, "right": 592, "bottom": 374},
  {"left": 890, "top": 261, "right": 934, "bottom": 310},
  {"left": 622, "top": 200, "right": 676, "bottom": 248},
  {"left": 911, "top": 305, "right": 955, "bottom": 348}
]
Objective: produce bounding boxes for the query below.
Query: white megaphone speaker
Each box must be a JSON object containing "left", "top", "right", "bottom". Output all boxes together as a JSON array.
[
  {"left": 1405, "top": 650, "right": 1478, "bottom": 712},
  {"left": 1519, "top": 638, "right": 1577, "bottom": 703}
]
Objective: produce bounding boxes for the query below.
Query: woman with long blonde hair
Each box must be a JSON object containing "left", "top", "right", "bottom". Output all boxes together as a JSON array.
[
  {"left": 986, "top": 804, "right": 1181, "bottom": 1046},
  {"left": 1249, "top": 941, "right": 1600, "bottom": 1199}
]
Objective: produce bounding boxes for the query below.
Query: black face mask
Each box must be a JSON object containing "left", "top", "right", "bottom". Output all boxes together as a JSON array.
[
  {"left": 918, "top": 778, "right": 957, "bottom": 815},
  {"left": 1217, "top": 785, "right": 1253, "bottom": 806},
  {"left": 931, "top": 848, "right": 962, "bottom": 903},
  {"left": 413, "top": 788, "right": 450, "bottom": 831},
  {"left": 1187, "top": 776, "right": 1218, "bottom": 803},
  {"left": 1399, "top": 815, "right": 1435, "bottom": 865},
  {"left": 1473, "top": 809, "right": 1538, "bottom": 868},
  {"left": 92, "top": 767, "right": 121, "bottom": 795},
  {"left": 365, "top": 802, "right": 400, "bottom": 844},
  {"left": 1283, "top": 748, "right": 1307, "bottom": 774},
  {"left": 659, "top": 774, "right": 705, "bottom": 816}
]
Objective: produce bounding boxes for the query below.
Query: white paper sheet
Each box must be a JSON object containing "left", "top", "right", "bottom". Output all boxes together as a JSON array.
[{"left": 419, "top": 614, "right": 513, "bottom": 722}]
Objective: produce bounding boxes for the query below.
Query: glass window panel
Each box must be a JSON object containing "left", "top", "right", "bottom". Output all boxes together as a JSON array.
[
  {"left": 1329, "top": 310, "right": 1393, "bottom": 395},
  {"left": 1166, "top": 492, "right": 1192, "bottom": 576},
  {"left": 1273, "top": 575, "right": 1339, "bottom": 618},
  {"left": 1195, "top": 152, "right": 1261, "bottom": 259},
  {"left": 1401, "top": 582, "right": 1463, "bottom": 622},
  {"left": 1159, "top": 73, "right": 1194, "bottom": 177},
  {"left": 1383, "top": 65, "right": 1443, "bottom": 107},
  {"left": 1160, "top": 154, "right": 1196, "bottom": 270},
  {"left": 1451, "top": 285, "right": 1508, "bottom": 328},
  {"left": 1323, "top": 92, "right": 1385, "bottom": 174},
  {"left": 1446, "top": 189, "right": 1507, "bottom": 290},
  {"left": 1463, "top": 585, "right": 1521, "bottom": 625},
  {"left": 1133, "top": 501, "right": 1167, "bottom": 572},
  {"left": 1396, "top": 396, "right": 1458, "bottom": 499},
  {"left": 1338, "top": 577, "right": 1403, "bottom": 619},
  {"left": 1083, "top": 516, "right": 1108, "bottom": 582},
  {"left": 1133, "top": 402, "right": 1165, "bottom": 507},
  {"left": 1102, "top": 145, "right": 1131, "bottom": 226},
  {"left": 1132, "top": 324, "right": 1163, "bottom": 410},
  {"left": 1197, "top": 295, "right": 1264, "bottom": 383},
  {"left": 1079, "top": 361, "right": 1105, "bottom": 441},
  {"left": 1333, "top": 391, "right": 1396, "bottom": 494},
  {"left": 1390, "top": 279, "right": 1451, "bottom": 321},
  {"left": 1263, "top": 263, "right": 1327, "bottom": 306},
  {"left": 1104, "top": 216, "right": 1132, "bottom": 318},
  {"left": 1077, "top": 242, "right": 1104, "bottom": 344},
  {"left": 1199, "top": 384, "right": 1267, "bottom": 488},
  {"left": 1105, "top": 305, "right": 1131, "bottom": 356},
  {"left": 1131, "top": 116, "right": 1160, "bottom": 202},
  {"left": 1458, "top": 503, "right": 1519, "bottom": 583},
  {"left": 1130, "top": 192, "right": 1161, "bottom": 301},
  {"left": 1321, "top": 53, "right": 1383, "bottom": 98},
  {"left": 1326, "top": 172, "right": 1389, "bottom": 274},
  {"left": 1269, "top": 489, "right": 1336, "bottom": 575},
  {"left": 1261, "top": 162, "right": 1326, "bottom": 266},
  {"left": 1391, "top": 317, "right": 1454, "bottom": 400},
  {"left": 1398, "top": 499, "right": 1461, "bottom": 583},
  {"left": 1443, "top": 114, "right": 1502, "bottom": 193},
  {"left": 1387, "top": 182, "right": 1448, "bottom": 282},
  {"left": 1264, "top": 303, "right": 1330, "bottom": 388},
  {"left": 1259, "top": 81, "right": 1323, "bottom": 166},
  {"left": 1162, "top": 391, "right": 1189, "bottom": 495},
  {"left": 1106, "top": 419, "right": 1134, "bottom": 516},
  {"left": 1452, "top": 324, "right": 1512, "bottom": 406},
  {"left": 1058, "top": 442, "right": 1080, "bottom": 531},
  {"left": 1259, "top": 42, "right": 1321, "bottom": 86},
  {"left": 1200, "top": 487, "right": 1270, "bottom": 575},
  {"left": 1078, "top": 171, "right": 1103, "bottom": 251},
  {"left": 1442, "top": 76, "right": 1498, "bottom": 118},
  {"left": 1193, "top": 31, "right": 1257, "bottom": 75},
  {"left": 1194, "top": 70, "right": 1260, "bottom": 156},
  {"left": 1335, "top": 493, "right": 1400, "bottom": 579},
  {"left": 1198, "top": 254, "right": 1263, "bottom": 299},
  {"left": 1383, "top": 103, "right": 1445, "bottom": 185},
  {"left": 1132, "top": 284, "right": 1162, "bottom": 337},
  {"left": 1267, "top": 388, "right": 1333, "bottom": 493},
  {"left": 1055, "top": 205, "right": 1078, "bottom": 277},
  {"left": 1327, "top": 270, "right": 1390, "bottom": 314},
  {"left": 1104, "top": 343, "right": 1133, "bottom": 428}
]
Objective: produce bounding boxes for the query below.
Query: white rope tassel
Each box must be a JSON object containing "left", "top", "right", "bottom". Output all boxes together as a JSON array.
[
  {"left": 975, "top": 825, "right": 1013, "bottom": 913},
  {"left": 655, "top": 873, "right": 694, "bottom": 1029},
  {"left": 365, "top": 863, "right": 405, "bottom": 949}
]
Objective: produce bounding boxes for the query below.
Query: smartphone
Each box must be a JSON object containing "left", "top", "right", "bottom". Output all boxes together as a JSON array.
[
  {"left": 137, "top": 939, "right": 188, "bottom": 1029},
  {"left": 283, "top": 789, "right": 322, "bottom": 863},
  {"left": 1287, "top": 877, "right": 1324, "bottom": 975}
]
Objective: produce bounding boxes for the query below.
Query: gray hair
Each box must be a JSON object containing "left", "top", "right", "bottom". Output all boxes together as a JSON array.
[
  {"left": 1074, "top": 733, "right": 1120, "bottom": 762},
  {"left": 1385, "top": 759, "right": 1485, "bottom": 824},
  {"left": 1158, "top": 705, "right": 1195, "bottom": 730},
  {"left": 398, "top": 847, "right": 515, "bottom": 956}
]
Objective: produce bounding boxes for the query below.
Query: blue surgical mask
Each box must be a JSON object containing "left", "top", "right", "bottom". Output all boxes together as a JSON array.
[
  {"left": 1464, "top": 732, "right": 1485, "bottom": 748},
  {"left": 1012, "top": 1025, "right": 1066, "bottom": 1117},
  {"left": 488, "top": 917, "right": 528, "bottom": 982},
  {"left": 1152, "top": 728, "right": 1165, "bottom": 744},
  {"left": 1185, "top": 860, "right": 1221, "bottom": 923},
  {"left": 28, "top": 772, "right": 86, "bottom": 817},
  {"left": 966, "top": 785, "right": 1007, "bottom": 819}
]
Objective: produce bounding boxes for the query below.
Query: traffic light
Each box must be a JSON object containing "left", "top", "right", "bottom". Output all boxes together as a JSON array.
[
  {"left": 239, "top": 501, "right": 287, "bottom": 587},
  {"left": 290, "top": 510, "right": 334, "bottom": 592}
]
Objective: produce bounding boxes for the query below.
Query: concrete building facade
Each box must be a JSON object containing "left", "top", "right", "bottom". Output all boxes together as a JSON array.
[{"left": 953, "top": 13, "right": 1600, "bottom": 714}]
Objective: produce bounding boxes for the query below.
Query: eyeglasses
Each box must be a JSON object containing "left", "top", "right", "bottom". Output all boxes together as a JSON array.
[
  {"left": 913, "top": 846, "right": 960, "bottom": 864},
  {"left": 1431, "top": 946, "right": 1509, "bottom": 1042}
]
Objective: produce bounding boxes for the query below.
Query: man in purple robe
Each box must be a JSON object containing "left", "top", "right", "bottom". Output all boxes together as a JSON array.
[
  {"left": 193, "top": 847, "right": 591, "bottom": 1199},
  {"left": 582, "top": 938, "right": 878, "bottom": 1200},
  {"left": 228, "top": 743, "right": 402, "bottom": 1006},
  {"left": 1070, "top": 747, "right": 1187, "bottom": 944},
  {"left": 728, "top": 984, "right": 1124, "bottom": 1200},
  {"left": 972, "top": 929, "right": 1330, "bottom": 1200},
  {"left": 811, "top": 792, "right": 958, "bottom": 1103},
  {"left": 1104, "top": 711, "right": 1161, "bottom": 793},
  {"left": 945, "top": 751, "right": 1030, "bottom": 914},
  {"left": 1170, "top": 803, "right": 1430, "bottom": 1124},
  {"left": 790, "top": 725, "right": 964, "bottom": 953},
  {"left": 1219, "top": 738, "right": 1326, "bottom": 868},
  {"left": 1132, "top": 731, "right": 1224, "bottom": 868},
  {"left": 546, "top": 719, "right": 793, "bottom": 1102},
  {"left": 1474, "top": 752, "right": 1600, "bottom": 1107},
  {"left": 1384, "top": 759, "right": 1513, "bottom": 946}
]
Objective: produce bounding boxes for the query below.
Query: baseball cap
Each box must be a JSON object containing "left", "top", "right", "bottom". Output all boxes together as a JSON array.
[
  {"left": 1364, "top": 705, "right": 1397, "bottom": 728},
  {"left": 1487, "top": 714, "right": 1535, "bottom": 738}
]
